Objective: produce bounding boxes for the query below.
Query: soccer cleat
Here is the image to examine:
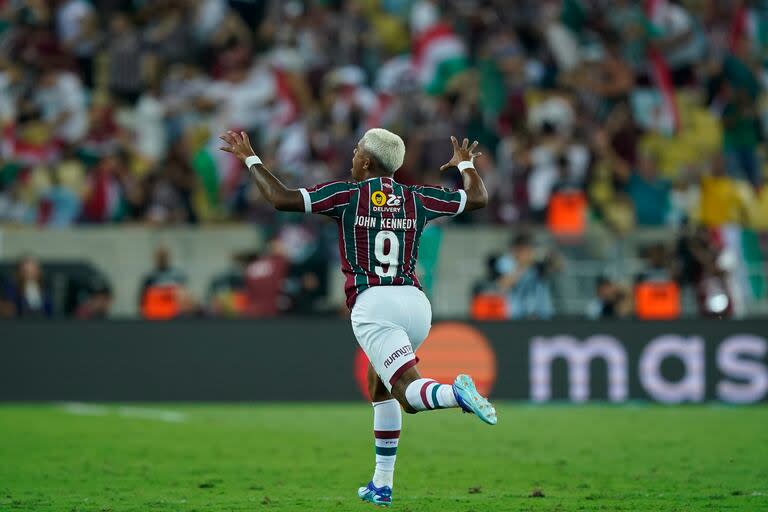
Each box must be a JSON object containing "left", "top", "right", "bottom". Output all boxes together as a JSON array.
[
  {"left": 358, "top": 481, "right": 392, "bottom": 507},
  {"left": 452, "top": 374, "right": 497, "bottom": 425}
]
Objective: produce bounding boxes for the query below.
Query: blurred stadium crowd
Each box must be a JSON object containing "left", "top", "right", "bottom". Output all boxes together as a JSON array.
[{"left": 1, "top": 0, "right": 768, "bottom": 319}]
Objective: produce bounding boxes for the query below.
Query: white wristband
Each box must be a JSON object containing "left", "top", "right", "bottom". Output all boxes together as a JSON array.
[
  {"left": 457, "top": 160, "right": 474, "bottom": 172},
  {"left": 244, "top": 155, "right": 262, "bottom": 168}
]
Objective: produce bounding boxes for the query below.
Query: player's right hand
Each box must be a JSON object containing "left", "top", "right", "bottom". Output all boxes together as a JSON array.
[
  {"left": 219, "top": 130, "right": 256, "bottom": 164},
  {"left": 439, "top": 136, "right": 482, "bottom": 171}
]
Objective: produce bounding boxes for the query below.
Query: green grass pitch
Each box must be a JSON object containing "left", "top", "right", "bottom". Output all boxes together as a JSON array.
[{"left": 0, "top": 403, "right": 766, "bottom": 511}]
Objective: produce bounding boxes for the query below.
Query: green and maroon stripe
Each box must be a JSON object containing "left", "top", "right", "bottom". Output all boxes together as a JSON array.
[
  {"left": 418, "top": 195, "right": 461, "bottom": 217},
  {"left": 375, "top": 446, "right": 398, "bottom": 456},
  {"left": 381, "top": 177, "right": 401, "bottom": 286},
  {"left": 355, "top": 181, "right": 374, "bottom": 291},
  {"left": 419, "top": 379, "right": 439, "bottom": 410},
  {"left": 339, "top": 183, "right": 365, "bottom": 309},
  {"left": 308, "top": 181, "right": 353, "bottom": 214},
  {"left": 337, "top": 211, "right": 357, "bottom": 309},
  {"left": 400, "top": 185, "right": 421, "bottom": 287},
  {"left": 360, "top": 180, "right": 379, "bottom": 288}
]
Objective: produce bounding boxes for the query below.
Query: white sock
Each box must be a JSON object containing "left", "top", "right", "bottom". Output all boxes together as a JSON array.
[
  {"left": 372, "top": 399, "right": 401, "bottom": 489},
  {"left": 404, "top": 378, "right": 459, "bottom": 411}
]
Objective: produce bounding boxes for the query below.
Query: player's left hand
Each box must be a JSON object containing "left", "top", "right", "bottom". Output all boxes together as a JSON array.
[
  {"left": 219, "top": 130, "right": 256, "bottom": 163},
  {"left": 440, "top": 136, "right": 482, "bottom": 171}
]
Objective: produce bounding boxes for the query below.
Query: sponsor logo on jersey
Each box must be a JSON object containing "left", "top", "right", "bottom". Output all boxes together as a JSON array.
[
  {"left": 371, "top": 191, "right": 387, "bottom": 207},
  {"left": 372, "top": 192, "right": 403, "bottom": 213}
]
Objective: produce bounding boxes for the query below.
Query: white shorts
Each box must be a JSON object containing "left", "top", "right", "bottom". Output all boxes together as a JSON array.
[{"left": 351, "top": 285, "right": 432, "bottom": 391}]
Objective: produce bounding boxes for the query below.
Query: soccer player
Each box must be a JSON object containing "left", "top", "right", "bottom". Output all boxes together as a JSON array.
[{"left": 219, "top": 128, "right": 496, "bottom": 507}]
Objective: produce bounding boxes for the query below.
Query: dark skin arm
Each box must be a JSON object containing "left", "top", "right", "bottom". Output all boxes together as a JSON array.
[
  {"left": 221, "top": 131, "right": 488, "bottom": 212},
  {"left": 219, "top": 130, "right": 304, "bottom": 212},
  {"left": 439, "top": 136, "right": 488, "bottom": 211}
]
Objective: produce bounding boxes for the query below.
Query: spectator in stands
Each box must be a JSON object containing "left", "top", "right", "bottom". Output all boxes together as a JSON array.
[
  {"left": 55, "top": 0, "right": 99, "bottom": 88},
  {"left": 35, "top": 68, "right": 88, "bottom": 144},
  {"left": 0, "top": 255, "right": 52, "bottom": 318},
  {"left": 636, "top": 243, "right": 675, "bottom": 283},
  {"left": 2, "top": 0, "right": 768, "bottom": 318},
  {"left": 80, "top": 155, "right": 125, "bottom": 223},
  {"left": 40, "top": 162, "right": 83, "bottom": 226},
  {"left": 722, "top": 85, "right": 762, "bottom": 187},
  {"left": 495, "top": 233, "right": 557, "bottom": 319},
  {"left": 698, "top": 153, "right": 743, "bottom": 228},
  {"left": 625, "top": 153, "right": 672, "bottom": 226},
  {"left": 551, "top": 153, "right": 582, "bottom": 193},
  {"left": 243, "top": 239, "right": 289, "bottom": 318},
  {"left": 139, "top": 245, "right": 187, "bottom": 296},
  {"left": 675, "top": 225, "right": 734, "bottom": 318},
  {"left": 588, "top": 128, "right": 635, "bottom": 234},
  {"left": 207, "top": 251, "right": 249, "bottom": 318},
  {"left": 105, "top": 11, "right": 144, "bottom": 105},
  {"left": 586, "top": 276, "right": 632, "bottom": 319},
  {"left": 0, "top": 0, "right": 766, "bottom": 235},
  {"left": 138, "top": 245, "right": 198, "bottom": 318},
  {"left": 75, "top": 276, "right": 113, "bottom": 319}
]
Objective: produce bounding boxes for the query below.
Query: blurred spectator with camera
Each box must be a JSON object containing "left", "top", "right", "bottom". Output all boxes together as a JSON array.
[
  {"left": 495, "top": 233, "right": 560, "bottom": 319},
  {"left": 586, "top": 275, "right": 632, "bottom": 319}
]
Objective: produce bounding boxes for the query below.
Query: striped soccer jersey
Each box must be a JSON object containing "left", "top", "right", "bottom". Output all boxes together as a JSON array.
[{"left": 299, "top": 176, "right": 467, "bottom": 309}]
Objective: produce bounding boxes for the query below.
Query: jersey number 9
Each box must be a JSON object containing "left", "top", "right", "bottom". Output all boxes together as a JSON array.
[{"left": 374, "top": 230, "right": 399, "bottom": 278}]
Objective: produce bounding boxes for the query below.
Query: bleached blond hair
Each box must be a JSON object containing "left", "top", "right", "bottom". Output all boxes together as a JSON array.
[{"left": 359, "top": 128, "right": 405, "bottom": 173}]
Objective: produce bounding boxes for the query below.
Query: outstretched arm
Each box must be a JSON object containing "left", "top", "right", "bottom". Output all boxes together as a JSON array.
[
  {"left": 440, "top": 136, "right": 488, "bottom": 211},
  {"left": 219, "top": 130, "right": 304, "bottom": 212}
]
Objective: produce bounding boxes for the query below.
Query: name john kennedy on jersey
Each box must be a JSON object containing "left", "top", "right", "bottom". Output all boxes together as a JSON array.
[{"left": 355, "top": 216, "right": 417, "bottom": 230}]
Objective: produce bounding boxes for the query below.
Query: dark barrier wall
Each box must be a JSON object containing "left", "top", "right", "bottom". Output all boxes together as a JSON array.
[{"left": 1, "top": 320, "right": 766, "bottom": 403}]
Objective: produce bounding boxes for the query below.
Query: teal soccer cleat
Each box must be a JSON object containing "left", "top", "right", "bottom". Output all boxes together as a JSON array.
[
  {"left": 452, "top": 374, "right": 497, "bottom": 425},
  {"left": 358, "top": 481, "right": 392, "bottom": 507}
]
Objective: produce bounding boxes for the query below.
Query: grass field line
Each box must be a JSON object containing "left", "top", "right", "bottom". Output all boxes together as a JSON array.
[{"left": 58, "top": 402, "right": 187, "bottom": 422}]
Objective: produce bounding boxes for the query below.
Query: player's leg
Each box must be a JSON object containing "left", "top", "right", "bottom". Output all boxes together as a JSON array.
[
  {"left": 389, "top": 365, "right": 496, "bottom": 424},
  {"left": 389, "top": 287, "right": 497, "bottom": 423},
  {"left": 356, "top": 360, "right": 403, "bottom": 505},
  {"left": 389, "top": 364, "right": 456, "bottom": 412},
  {"left": 390, "top": 292, "right": 460, "bottom": 414},
  {"left": 352, "top": 290, "right": 411, "bottom": 507},
  {"left": 353, "top": 286, "right": 496, "bottom": 422},
  {"left": 351, "top": 286, "right": 496, "bottom": 505},
  {"left": 367, "top": 364, "right": 400, "bottom": 491}
]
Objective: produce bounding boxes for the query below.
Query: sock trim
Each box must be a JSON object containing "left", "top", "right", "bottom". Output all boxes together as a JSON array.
[
  {"left": 431, "top": 384, "right": 442, "bottom": 408},
  {"left": 375, "top": 446, "right": 398, "bottom": 456},
  {"left": 374, "top": 430, "right": 401, "bottom": 439},
  {"left": 420, "top": 379, "right": 438, "bottom": 410},
  {"left": 372, "top": 399, "right": 398, "bottom": 407}
]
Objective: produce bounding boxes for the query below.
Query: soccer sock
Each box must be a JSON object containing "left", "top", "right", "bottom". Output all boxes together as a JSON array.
[
  {"left": 404, "top": 378, "right": 459, "bottom": 411},
  {"left": 372, "top": 399, "right": 401, "bottom": 489}
]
